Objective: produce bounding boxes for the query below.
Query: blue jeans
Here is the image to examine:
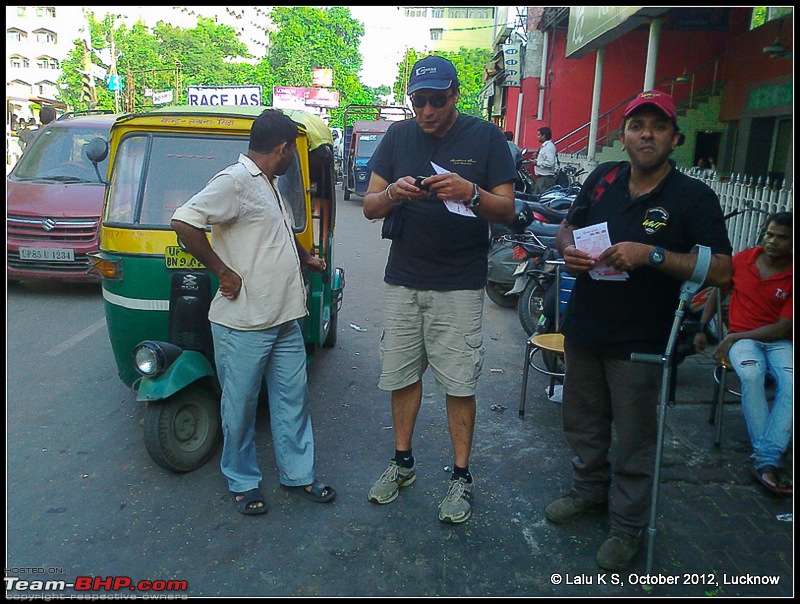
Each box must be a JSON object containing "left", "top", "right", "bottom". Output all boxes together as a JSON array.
[
  {"left": 211, "top": 320, "right": 316, "bottom": 493},
  {"left": 728, "top": 339, "right": 793, "bottom": 470}
]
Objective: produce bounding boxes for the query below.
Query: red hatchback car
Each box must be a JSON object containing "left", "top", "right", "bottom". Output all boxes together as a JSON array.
[{"left": 7, "top": 112, "right": 118, "bottom": 283}]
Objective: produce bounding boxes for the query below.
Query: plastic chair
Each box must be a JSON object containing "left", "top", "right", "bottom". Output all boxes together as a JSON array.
[{"left": 519, "top": 261, "right": 574, "bottom": 416}]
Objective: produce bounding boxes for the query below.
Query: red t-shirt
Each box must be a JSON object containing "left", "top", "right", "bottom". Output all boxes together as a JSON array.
[{"left": 728, "top": 246, "right": 793, "bottom": 334}]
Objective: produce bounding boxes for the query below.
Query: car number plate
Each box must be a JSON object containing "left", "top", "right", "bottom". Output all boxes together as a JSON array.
[
  {"left": 19, "top": 247, "right": 75, "bottom": 262},
  {"left": 165, "top": 246, "right": 204, "bottom": 270}
]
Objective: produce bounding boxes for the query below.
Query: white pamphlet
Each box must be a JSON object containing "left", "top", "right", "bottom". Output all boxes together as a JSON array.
[
  {"left": 572, "top": 222, "right": 629, "bottom": 281},
  {"left": 431, "top": 162, "right": 476, "bottom": 217}
]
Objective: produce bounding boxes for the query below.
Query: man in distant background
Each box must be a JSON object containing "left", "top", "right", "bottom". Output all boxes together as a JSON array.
[
  {"left": 39, "top": 106, "right": 57, "bottom": 126},
  {"left": 532, "top": 126, "right": 556, "bottom": 195},
  {"left": 505, "top": 131, "right": 523, "bottom": 166},
  {"left": 28, "top": 106, "right": 57, "bottom": 147}
]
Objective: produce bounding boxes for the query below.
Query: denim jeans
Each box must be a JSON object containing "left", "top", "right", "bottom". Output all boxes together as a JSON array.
[
  {"left": 728, "top": 339, "right": 793, "bottom": 470},
  {"left": 211, "top": 320, "right": 316, "bottom": 493}
]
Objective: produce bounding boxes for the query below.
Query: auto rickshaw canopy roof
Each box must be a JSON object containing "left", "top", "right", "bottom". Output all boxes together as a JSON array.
[{"left": 116, "top": 105, "right": 333, "bottom": 151}]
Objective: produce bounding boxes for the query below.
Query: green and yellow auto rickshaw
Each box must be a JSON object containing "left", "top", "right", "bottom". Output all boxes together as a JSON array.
[{"left": 87, "top": 105, "right": 344, "bottom": 472}]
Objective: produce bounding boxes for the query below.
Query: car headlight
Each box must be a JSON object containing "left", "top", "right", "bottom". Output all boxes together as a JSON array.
[{"left": 133, "top": 341, "right": 183, "bottom": 377}]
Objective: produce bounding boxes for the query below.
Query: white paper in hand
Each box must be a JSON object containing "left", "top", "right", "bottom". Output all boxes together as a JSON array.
[
  {"left": 431, "top": 162, "right": 476, "bottom": 217},
  {"left": 573, "top": 222, "right": 628, "bottom": 281}
]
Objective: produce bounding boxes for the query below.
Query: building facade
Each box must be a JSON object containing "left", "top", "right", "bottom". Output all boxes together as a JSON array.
[
  {"left": 5, "top": 5, "right": 270, "bottom": 125},
  {"left": 487, "top": 6, "right": 793, "bottom": 187}
]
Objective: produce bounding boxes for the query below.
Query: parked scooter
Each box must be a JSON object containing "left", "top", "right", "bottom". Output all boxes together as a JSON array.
[{"left": 486, "top": 191, "right": 573, "bottom": 308}]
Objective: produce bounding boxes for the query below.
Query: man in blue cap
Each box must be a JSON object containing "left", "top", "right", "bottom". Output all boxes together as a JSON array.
[{"left": 362, "top": 55, "right": 517, "bottom": 524}]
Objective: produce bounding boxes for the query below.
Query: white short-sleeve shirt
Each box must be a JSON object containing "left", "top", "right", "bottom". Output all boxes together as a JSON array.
[{"left": 172, "top": 154, "right": 307, "bottom": 330}]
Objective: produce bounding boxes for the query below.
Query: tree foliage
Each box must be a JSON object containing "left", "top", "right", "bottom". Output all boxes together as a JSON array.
[
  {"left": 393, "top": 47, "right": 493, "bottom": 118},
  {"left": 58, "top": 8, "right": 491, "bottom": 122}
]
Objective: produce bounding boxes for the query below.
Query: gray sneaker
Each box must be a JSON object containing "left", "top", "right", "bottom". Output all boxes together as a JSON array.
[
  {"left": 438, "top": 477, "right": 474, "bottom": 524},
  {"left": 545, "top": 491, "right": 607, "bottom": 524},
  {"left": 367, "top": 460, "right": 416, "bottom": 504},
  {"left": 596, "top": 529, "right": 643, "bottom": 571}
]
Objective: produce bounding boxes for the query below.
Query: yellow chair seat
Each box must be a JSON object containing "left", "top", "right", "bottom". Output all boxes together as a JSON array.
[{"left": 529, "top": 332, "right": 564, "bottom": 354}]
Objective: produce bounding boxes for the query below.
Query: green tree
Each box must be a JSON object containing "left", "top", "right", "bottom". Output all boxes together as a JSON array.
[
  {"left": 60, "top": 11, "right": 255, "bottom": 112},
  {"left": 393, "top": 47, "right": 493, "bottom": 118},
  {"left": 264, "top": 6, "right": 366, "bottom": 125}
]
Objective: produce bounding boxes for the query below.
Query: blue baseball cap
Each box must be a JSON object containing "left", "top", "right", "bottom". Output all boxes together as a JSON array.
[{"left": 407, "top": 56, "right": 457, "bottom": 95}]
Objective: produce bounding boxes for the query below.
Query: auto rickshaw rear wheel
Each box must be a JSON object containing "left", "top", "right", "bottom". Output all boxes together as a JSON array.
[{"left": 143, "top": 383, "right": 221, "bottom": 473}]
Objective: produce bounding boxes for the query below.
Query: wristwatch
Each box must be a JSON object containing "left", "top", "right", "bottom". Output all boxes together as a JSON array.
[
  {"left": 467, "top": 183, "right": 481, "bottom": 209},
  {"left": 648, "top": 245, "right": 666, "bottom": 267}
]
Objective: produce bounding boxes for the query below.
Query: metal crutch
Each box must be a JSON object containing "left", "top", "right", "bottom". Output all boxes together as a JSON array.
[{"left": 630, "top": 245, "right": 712, "bottom": 574}]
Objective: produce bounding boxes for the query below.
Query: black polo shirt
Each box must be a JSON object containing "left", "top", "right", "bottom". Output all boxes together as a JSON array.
[
  {"left": 561, "top": 161, "right": 732, "bottom": 357},
  {"left": 368, "top": 113, "right": 516, "bottom": 290}
]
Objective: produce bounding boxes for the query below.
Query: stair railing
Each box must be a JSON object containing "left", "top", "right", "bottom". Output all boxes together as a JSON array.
[{"left": 556, "top": 53, "right": 728, "bottom": 156}]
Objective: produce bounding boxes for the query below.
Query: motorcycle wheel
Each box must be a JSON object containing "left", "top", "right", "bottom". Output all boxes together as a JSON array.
[
  {"left": 485, "top": 281, "right": 519, "bottom": 308},
  {"left": 518, "top": 278, "right": 547, "bottom": 336},
  {"left": 143, "top": 383, "right": 221, "bottom": 473}
]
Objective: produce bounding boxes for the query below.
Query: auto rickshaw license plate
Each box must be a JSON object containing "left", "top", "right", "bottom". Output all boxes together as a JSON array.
[{"left": 165, "top": 246, "right": 204, "bottom": 270}]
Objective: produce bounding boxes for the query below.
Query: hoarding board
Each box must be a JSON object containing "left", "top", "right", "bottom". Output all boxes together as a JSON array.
[{"left": 187, "top": 85, "right": 262, "bottom": 107}]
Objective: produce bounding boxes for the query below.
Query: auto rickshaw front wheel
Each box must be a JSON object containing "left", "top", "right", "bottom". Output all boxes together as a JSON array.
[{"left": 143, "top": 384, "right": 221, "bottom": 473}]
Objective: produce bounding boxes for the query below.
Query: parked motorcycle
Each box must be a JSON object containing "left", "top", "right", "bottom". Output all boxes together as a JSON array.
[
  {"left": 514, "top": 148, "right": 536, "bottom": 195},
  {"left": 486, "top": 191, "right": 573, "bottom": 309}
]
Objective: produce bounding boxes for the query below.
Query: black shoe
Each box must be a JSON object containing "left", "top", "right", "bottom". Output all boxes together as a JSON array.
[
  {"left": 596, "top": 530, "right": 643, "bottom": 571},
  {"left": 544, "top": 491, "right": 607, "bottom": 524}
]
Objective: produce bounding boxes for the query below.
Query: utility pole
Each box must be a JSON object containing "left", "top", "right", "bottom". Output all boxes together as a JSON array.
[
  {"left": 110, "top": 34, "right": 119, "bottom": 113},
  {"left": 82, "top": 41, "right": 97, "bottom": 110}
]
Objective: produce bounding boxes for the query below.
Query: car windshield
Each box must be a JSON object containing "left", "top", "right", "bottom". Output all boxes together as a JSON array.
[
  {"left": 105, "top": 133, "right": 306, "bottom": 231},
  {"left": 355, "top": 133, "right": 384, "bottom": 158},
  {"left": 12, "top": 124, "right": 110, "bottom": 183}
]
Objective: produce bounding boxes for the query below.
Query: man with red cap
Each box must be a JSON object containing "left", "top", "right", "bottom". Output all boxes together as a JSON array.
[{"left": 546, "top": 90, "right": 733, "bottom": 570}]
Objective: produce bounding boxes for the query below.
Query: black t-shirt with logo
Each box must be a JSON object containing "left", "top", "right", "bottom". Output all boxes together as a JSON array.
[
  {"left": 368, "top": 113, "right": 516, "bottom": 290},
  {"left": 562, "top": 161, "right": 732, "bottom": 357}
]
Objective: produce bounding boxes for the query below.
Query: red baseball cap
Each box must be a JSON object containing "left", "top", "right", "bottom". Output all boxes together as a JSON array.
[{"left": 623, "top": 90, "right": 678, "bottom": 128}]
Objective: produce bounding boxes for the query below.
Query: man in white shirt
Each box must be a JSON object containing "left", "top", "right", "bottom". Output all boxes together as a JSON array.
[
  {"left": 533, "top": 126, "right": 557, "bottom": 195},
  {"left": 171, "top": 109, "right": 336, "bottom": 515}
]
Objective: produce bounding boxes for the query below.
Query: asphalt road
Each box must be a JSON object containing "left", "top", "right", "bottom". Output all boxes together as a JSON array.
[{"left": 6, "top": 189, "right": 793, "bottom": 597}]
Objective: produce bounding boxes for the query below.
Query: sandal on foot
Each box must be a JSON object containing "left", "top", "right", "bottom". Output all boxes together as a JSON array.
[
  {"left": 750, "top": 464, "right": 782, "bottom": 495},
  {"left": 776, "top": 470, "right": 793, "bottom": 495},
  {"left": 233, "top": 488, "right": 268, "bottom": 515},
  {"left": 281, "top": 481, "right": 337, "bottom": 503}
]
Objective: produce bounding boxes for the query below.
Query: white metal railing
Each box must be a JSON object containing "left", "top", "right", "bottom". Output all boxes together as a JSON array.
[{"left": 681, "top": 170, "right": 794, "bottom": 253}]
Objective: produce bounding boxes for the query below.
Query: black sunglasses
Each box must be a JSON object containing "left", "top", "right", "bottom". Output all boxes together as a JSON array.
[{"left": 410, "top": 93, "right": 452, "bottom": 109}]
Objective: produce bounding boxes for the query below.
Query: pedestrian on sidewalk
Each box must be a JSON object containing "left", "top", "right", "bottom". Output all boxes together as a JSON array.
[
  {"left": 171, "top": 109, "right": 336, "bottom": 516},
  {"left": 532, "top": 126, "right": 557, "bottom": 194},
  {"left": 362, "top": 55, "right": 516, "bottom": 524},
  {"left": 695, "top": 211, "right": 793, "bottom": 496},
  {"left": 549, "top": 89, "right": 733, "bottom": 570}
]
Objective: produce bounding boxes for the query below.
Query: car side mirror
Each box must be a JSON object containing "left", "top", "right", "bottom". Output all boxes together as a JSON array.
[
  {"left": 86, "top": 138, "right": 109, "bottom": 163},
  {"left": 85, "top": 138, "right": 109, "bottom": 184}
]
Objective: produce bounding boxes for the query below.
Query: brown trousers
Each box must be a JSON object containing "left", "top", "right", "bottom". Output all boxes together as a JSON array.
[{"left": 561, "top": 338, "right": 662, "bottom": 535}]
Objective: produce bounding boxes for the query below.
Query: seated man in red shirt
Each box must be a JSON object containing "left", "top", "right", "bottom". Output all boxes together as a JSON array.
[{"left": 695, "top": 211, "right": 793, "bottom": 495}]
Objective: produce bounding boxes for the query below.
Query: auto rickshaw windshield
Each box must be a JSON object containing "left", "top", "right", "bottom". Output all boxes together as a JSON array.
[
  {"left": 104, "top": 132, "right": 307, "bottom": 230},
  {"left": 355, "top": 133, "right": 384, "bottom": 158}
]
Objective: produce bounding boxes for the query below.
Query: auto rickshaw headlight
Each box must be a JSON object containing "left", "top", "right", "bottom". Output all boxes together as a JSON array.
[{"left": 133, "top": 341, "right": 183, "bottom": 377}]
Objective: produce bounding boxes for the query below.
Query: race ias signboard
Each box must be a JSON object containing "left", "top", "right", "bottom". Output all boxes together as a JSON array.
[{"left": 187, "top": 86, "right": 262, "bottom": 107}]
